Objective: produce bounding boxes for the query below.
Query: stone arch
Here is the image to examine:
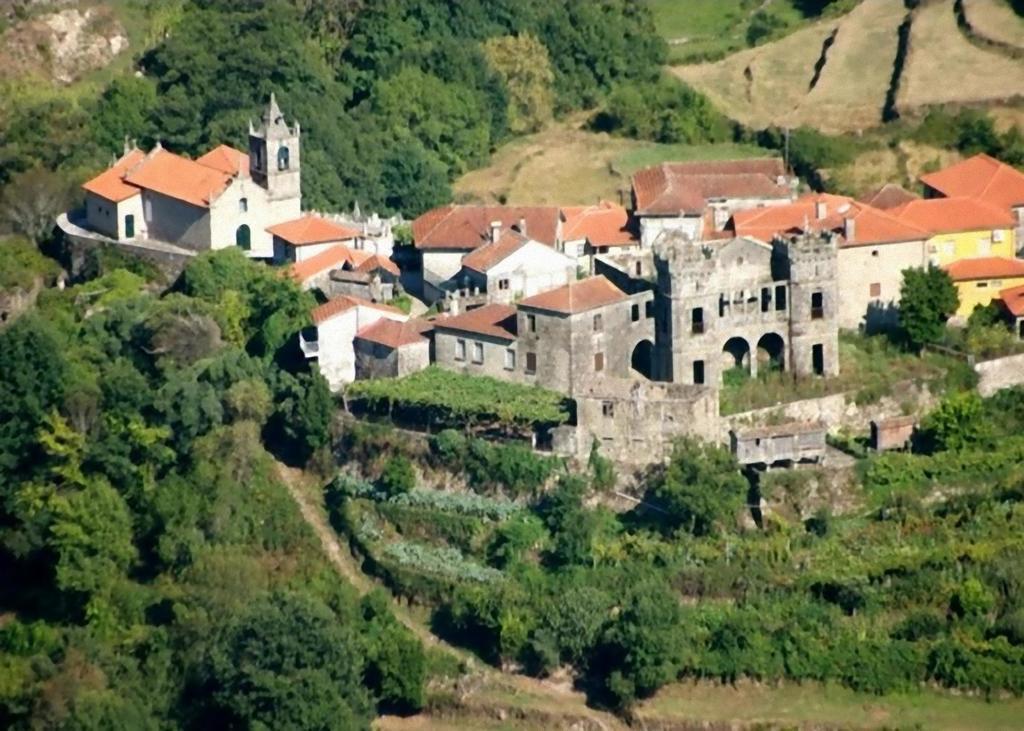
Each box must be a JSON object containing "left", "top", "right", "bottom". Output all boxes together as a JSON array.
[
  {"left": 721, "top": 336, "right": 751, "bottom": 378},
  {"left": 277, "top": 146, "right": 290, "bottom": 171},
  {"left": 236, "top": 224, "right": 251, "bottom": 251},
  {"left": 631, "top": 339, "right": 654, "bottom": 380},
  {"left": 756, "top": 332, "right": 785, "bottom": 374}
]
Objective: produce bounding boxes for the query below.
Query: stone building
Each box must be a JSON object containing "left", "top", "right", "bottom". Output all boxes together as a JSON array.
[
  {"left": 652, "top": 231, "right": 840, "bottom": 387},
  {"left": 68, "top": 94, "right": 301, "bottom": 259},
  {"left": 730, "top": 421, "right": 827, "bottom": 466},
  {"left": 353, "top": 319, "right": 432, "bottom": 380}
]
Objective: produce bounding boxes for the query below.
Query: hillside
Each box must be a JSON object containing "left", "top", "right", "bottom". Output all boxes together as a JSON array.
[{"left": 671, "top": 0, "right": 1024, "bottom": 134}]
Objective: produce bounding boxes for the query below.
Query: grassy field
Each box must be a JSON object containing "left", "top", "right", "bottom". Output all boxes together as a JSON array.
[
  {"left": 962, "top": 0, "right": 1024, "bottom": 51},
  {"left": 453, "top": 118, "right": 769, "bottom": 205},
  {"left": 898, "top": 0, "right": 1024, "bottom": 111}
]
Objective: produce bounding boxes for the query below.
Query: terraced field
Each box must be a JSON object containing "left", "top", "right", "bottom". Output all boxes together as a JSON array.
[{"left": 962, "top": 0, "right": 1024, "bottom": 52}]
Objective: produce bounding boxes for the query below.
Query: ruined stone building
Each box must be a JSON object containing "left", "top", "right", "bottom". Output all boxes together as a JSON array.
[{"left": 651, "top": 231, "right": 840, "bottom": 387}]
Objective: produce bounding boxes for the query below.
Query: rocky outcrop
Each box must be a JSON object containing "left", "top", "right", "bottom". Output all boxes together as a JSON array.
[{"left": 0, "top": 4, "right": 128, "bottom": 85}]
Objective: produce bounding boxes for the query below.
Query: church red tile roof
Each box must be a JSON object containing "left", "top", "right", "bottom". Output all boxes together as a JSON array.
[
  {"left": 434, "top": 303, "right": 518, "bottom": 341},
  {"left": 196, "top": 144, "right": 250, "bottom": 176},
  {"left": 632, "top": 159, "right": 789, "bottom": 216},
  {"left": 945, "top": 257, "right": 1024, "bottom": 282},
  {"left": 1000, "top": 283, "right": 1024, "bottom": 317},
  {"left": 921, "top": 154, "right": 1024, "bottom": 211},
  {"left": 82, "top": 149, "right": 146, "bottom": 202},
  {"left": 412, "top": 205, "right": 560, "bottom": 250},
  {"left": 561, "top": 201, "right": 638, "bottom": 247},
  {"left": 892, "top": 197, "right": 1016, "bottom": 235},
  {"left": 123, "top": 148, "right": 234, "bottom": 208},
  {"left": 267, "top": 215, "right": 361, "bottom": 246},
  {"left": 517, "top": 275, "right": 626, "bottom": 315},
  {"left": 355, "top": 318, "right": 432, "bottom": 349},
  {"left": 311, "top": 295, "right": 405, "bottom": 325}
]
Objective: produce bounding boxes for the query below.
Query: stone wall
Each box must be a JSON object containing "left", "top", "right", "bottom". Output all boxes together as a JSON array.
[{"left": 975, "top": 353, "right": 1024, "bottom": 397}]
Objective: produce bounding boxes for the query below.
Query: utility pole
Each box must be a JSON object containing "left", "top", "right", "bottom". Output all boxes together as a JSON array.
[{"left": 784, "top": 126, "right": 791, "bottom": 175}]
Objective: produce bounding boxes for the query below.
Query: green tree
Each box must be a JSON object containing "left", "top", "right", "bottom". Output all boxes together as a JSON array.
[
  {"left": 360, "top": 590, "right": 426, "bottom": 713},
  {"left": 898, "top": 266, "right": 959, "bottom": 351},
  {"left": 918, "top": 392, "right": 988, "bottom": 453},
  {"left": 379, "top": 140, "right": 451, "bottom": 217},
  {"left": 483, "top": 34, "right": 555, "bottom": 134},
  {"left": 651, "top": 438, "right": 746, "bottom": 536},
  {"left": 378, "top": 454, "right": 415, "bottom": 497},
  {"left": 0, "top": 167, "right": 76, "bottom": 244},
  {"left": 89, "top": 76, "right": 159, "bottom": 154}
]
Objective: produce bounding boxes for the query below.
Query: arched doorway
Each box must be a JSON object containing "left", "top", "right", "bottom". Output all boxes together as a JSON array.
[
  {"left": 721, "top": 336, "right": 751, "bottom": 383},
  {"left": 236, "top": 224, "right": 251, "bottom": 251},
  {"left": 756, "top": 333, "right": 785, "bottom": 374},
  {"left": 631, "top": 339, "right": 654, "bottom": 380}
]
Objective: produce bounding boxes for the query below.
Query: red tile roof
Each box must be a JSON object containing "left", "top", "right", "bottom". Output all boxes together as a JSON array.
[
  {"left": 859, "top": 183, "right": 920, "bottom": 210},
  {"left": 287, "top": 245, "right": 372, "bottom": 283},
  {"left": 355, "top": 318, "right": 432, "bottom": 349},
  {"left": 1000, "top": 283, "right": 1024, "bottom": 317},
  {"left": 434, "top": 303, "right": 517, "bottom": 341},
  {"left": 311, "top": 295, "right": 405, "bottom": 325},
  {"left": 632, "top": 159, "right": 789, "bottom": 216},
  {"left": 921, "top": 154, "right": 1024, "bottom": 211},
  {"left": 461, "top": 230, "right": 532, "bottom": 273},
  {"left": 561, "top": 201, "right": 638, "bottom": 247},
  {"left": 412, "top": 206, "right": 560, "bottom": 250},
  {"left": 82, "top": 149, "right": 146, "bottom": 202},
  {"left": 945, "top": 257, "right": 1024, "bottom": 282},
  {"left": 196, "top": 144, "right": 250, "bottom": 176},
  {"left": 892, "top": 197, "right": 1016, "bottom": 235},
  {"left": 123, "top": 148, "right": 234, "bottom": 208},
  {"left": 355, "top": 253, "right": 400, "bottom": 277},
  {"left": 517, "top": 275, "right": 626, "bottom": 315},
  {"left": 731, "top": 194, "right": 927, "bottom": 246},
  {"left": 267, "top": 215, "right": 362, "bottom": 246}
]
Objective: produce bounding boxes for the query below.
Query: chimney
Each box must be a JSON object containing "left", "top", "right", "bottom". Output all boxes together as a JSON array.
[
  {"left": 815, "top": 200, "right": 828, "bottom": 220},
  {"left": 490, "top": 220, "right": 501, "bottom": 244},
  {"left": 844, "top": 216, "right": 856, "bottom": 243},
  {"left": 517, "top": 217, "right": 527, "bottom": 236}
]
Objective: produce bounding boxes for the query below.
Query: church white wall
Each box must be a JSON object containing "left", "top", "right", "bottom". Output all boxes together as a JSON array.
[
  {"left": 85, "top": 193, "right": 119, "bottom": 239},
  {"left": 115, "top": 195, "right": 146, "bottom": 240},
  {"left": 144, "top": 191, "right": 211, "bottom": 250}
]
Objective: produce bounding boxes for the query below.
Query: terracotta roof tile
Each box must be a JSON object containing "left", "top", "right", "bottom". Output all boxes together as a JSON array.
[
  {"left": 561, "top": 201, "right": 638, "bottom": 247},
  {"left": 859, "top": 183, "right": 920, "bottom": 210},
  {"left": 82, "top": 149, "right": 146, "bottom": 202},
  {"left": 461, "top": 230, "right": 532, "bottom": 273},
  {"left": 355, "top": 253, "right": 400, "bottom": 277},
  {"left": 311, "top": 295, "right": 404, "bottom": 324},
  {"left": 892, "top": 197, "right": 1016, "bottom": 235},
  {"left": 921, "top": 153, "right": 1024, "bottom": 211},
  {"left": 632, "top": 159, "right": 789, "bottom": 216},
  {"left": 1000, "top": 283, "right": 1024, "bottom": 317},
  {"left": 355, "top": 318, "right": 431, "bottom": 349},
  {"left": 287, "top": 245, "right": 367, "bottom": 283},
  {"left": 267, "top": 215, "right": 362, "bottom": 246},
  {"left": 123, "top": 148, "right": 234, "bottom": 208},
  {"left": 517, "top": 275, "right": 626, "bottom": 315},
  {"left": 412, "top": 205, "right": 560, "bottom": 250},
  {"left": 433, "top": 303, "right": 518, "bottom": 341},
  {"left": 196, "top": 144, "right": 250, "bottom": 176},
  {"left": 945, "top": 257, "right": 1024, "bottom": 282}
]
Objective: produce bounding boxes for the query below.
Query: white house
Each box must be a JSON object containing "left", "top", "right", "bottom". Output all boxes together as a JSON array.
[
  {"left": 268, "top": 214, "right": 362, "bottom": 263},
  {"left": 73, "top": 94, "right": 302, "bottom": 259},
  {"left": 302, "top": 295, "right": 408, "bottom": 390},
  {"left": 456, "top": 226, "right": 576, "bottom": 305}
]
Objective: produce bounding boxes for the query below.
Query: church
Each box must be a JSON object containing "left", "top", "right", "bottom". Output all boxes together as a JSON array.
[{"left": 77, "top": 94, "right": 302, "bottom": 259}]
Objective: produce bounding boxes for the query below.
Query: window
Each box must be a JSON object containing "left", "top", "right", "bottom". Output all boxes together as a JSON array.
[
  {"left": 631, "top": 304, "right": 640, "bottom": 322},
  {"left": 124, "top": 214, "right": 135, "bottom": 239},
  {"left": 277, "top": 146, "right": 290, "bottom": 171},
  {"left": 775, "top": 285, "right": 787, "bottom": 311},
  {"left": 869, "top": 282, "right": 881, "bottom": 298},
  {"left": 871, "top": 249, "right": 879, "bottom": 257},
  {"left": 526, "top": 314, "right": 536, "bottom": 333},
  {"left": 693, "top": 360, "right": 705, "bottom": 385},
  {"left": 239, "top": 197, "right": 248, "bottom": 213},
  {"left": 498, "top": 278, "right": 510, "bottom": 290},
  {"left": 977, "top": 282, "right": 988, "bottom": 289},
  {"left": 525, "top": 352, "right": 537, "bottom": 374},
  {"left": 761, "top": 287, "right": 771, "bottom": 313},
  {"left": 472, "top": 342, "right": 484, "bottom": 364},
  {"left": 602, "top": 401, "right": 615, "bottom": 418},
  {"left": 811, "top": 291, "right": 824, "bottom": 319},
  {"left": 504, "top": 348, "right": 516, "bottom": 370},
  {"left": 635, "top": 262, "right": 642, "bottom": 276},
  {"left": 691, "top": 307, "right": 705, "bottom": 334},
  {"left": 593, "top": 313, "right": 603, "bottom": 332},
  {"left": 812, "top": 343, "right": 825, "bottom": 376},
  {"left": 235, "top": 224, "right": 251, "bottom": 251},
  {"left": 455, "top": 339, "right": 466, "bottom": 361},
  {"left": 594, "top": 352, "right": 604, "bottom": 372},
  {"left": 645, "top": 300, "right": 654, "bottom": 318}
]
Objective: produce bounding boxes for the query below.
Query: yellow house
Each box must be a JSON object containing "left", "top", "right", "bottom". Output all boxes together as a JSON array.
[
  {"left": 893, "top": 197, "right": 1016, "bottom": 267},
  {"left": 945, "top": 257, "right": 1024, "bottom": 318}
]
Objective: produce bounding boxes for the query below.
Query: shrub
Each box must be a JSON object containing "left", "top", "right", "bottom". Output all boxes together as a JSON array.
[{"left": 379, "top": 455, "right": 416, "bottom": 497}]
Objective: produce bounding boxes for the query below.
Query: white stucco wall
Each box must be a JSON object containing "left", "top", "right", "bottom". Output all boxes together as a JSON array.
[
  {"left": 144, "top": 190, "right": 211, "bottom": 250},
  {"left": 837, "top": 240, "right": 926, "bottom": 330},
  {"left": 85, "top": 193, "right": 120, "bottom": 239},
  {"left": 208, "top": 178, "right": 300, "bottom": 259},
  {"left": 640, "top": 216, "right": 701, "bottom": 247},
  {"left": 484, "top": 242, "right": 575, "bottom": 301},
  {"left": 422, "top": 250, "right": 468, "bottom": 286},
  {"left": 315, "top": 306, "right": 408, "bottom": 391}
]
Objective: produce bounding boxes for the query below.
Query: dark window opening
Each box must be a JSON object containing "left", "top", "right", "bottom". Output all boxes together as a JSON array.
[
  {"left": 811, "top": 291, "right": 824, "bottom": 319},
  {"left": 812, "top": 343, "right": 825, "bottom": 376},
  {"left": 631, "top": 303, "right": 640, "bottom": 322},
  {"left": 645, "top": 300, "right": 654, "bottom": 318},
  {"left": 691, "top": 307, "right": 705, "bottom": 334},
  {"left": 719, "top": 296, "right": 728, "bottom": 318},
  {"left": 594, "top": 352, "right": 604, "bottom": 372},
  {"left": 277, "top": 146, "right": 290, "bottom": 171},
  {"left": 761, "top": 287, "right": 771, "bottom": 313},
  {"left": 526, "top": 314, "right": 536, "bottom": 333},
  {"left": 602, "top": 401, "right": 615, "bottom": 418},
  {"left": 236, "top": 224, "right": 251, "bottom": 251},
  {"left": 525, "top": 352, "right": 537, "bottom": 374},
  {"left": 693, "top": 360, "right": 705, "bottom": 385},
  {"left": 775, "top": 285, "right": 787, "bottom": 311},
  {"left": 593, "top": 313, "right": 603, "bottom": 332},
  {"left": 635, "top": 262, "right": 642, "bottom": 276},
  {"left": 124, "top": 214, "right": 135, "bottom": 238}
]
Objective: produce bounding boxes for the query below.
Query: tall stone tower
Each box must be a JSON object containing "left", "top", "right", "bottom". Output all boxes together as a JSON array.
[
  {"left": 249, "top": 93, "right": 301, "bottom": 203},
  {"left": 783, "top": 232, "right": 840, "bottom": 378}
]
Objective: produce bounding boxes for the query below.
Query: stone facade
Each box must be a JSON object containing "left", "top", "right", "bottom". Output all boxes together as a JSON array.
[
  {"left": 354, "top": 338, "right": 430, "bottom": 380},
  {"left": 730, "top": 421, "right": 827, "bottom": 466},
  {"left": 837, "top": 239, "right": 926, "bottom": 331},
  {"left": 433, "top": 329, "right": 518, "bottom": 381},
  {"left": 974, "top": 352, "right": 1024, "bottom": 397},
  {"left": 652, "top": 232, "right": 840, "bottom": 386}
]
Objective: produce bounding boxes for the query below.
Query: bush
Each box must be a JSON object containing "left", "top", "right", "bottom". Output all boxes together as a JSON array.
[{"left": 379, "top": 455, "right": 416, "bottom": 497}]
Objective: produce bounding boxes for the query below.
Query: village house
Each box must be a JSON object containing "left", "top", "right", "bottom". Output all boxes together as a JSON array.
[
  {"left": 944, "top": 257, "right": 1024, "bottom": 319},
  {"left": 730, "top": 421, "right": 827, "bottom": 466},
  {"left": 998, "top": 283, "right": 1024, "bottom": 339},
  {"left": 353, "top": 319, "right": 432, "bottom": 380},
  {"left": 269, "top": 214, "right": 363, "bottom": 263},
  {"left": 892, "top": 197, "right": 1017, "bottom": 266},
  {"left": 631, "top": 158, "right": 796, "bottom": 247},
  {"left": 67, "top": 95, "right": 302, "bottom": 260},
  {"left": 302, "top": 296, "right": 408, "bottom": 390},
  {"left": 560, "top": 200, "right": 640, "bottom": 265},
  {"left": 730, "top": 193, "right": 929, "bottom": 330}
]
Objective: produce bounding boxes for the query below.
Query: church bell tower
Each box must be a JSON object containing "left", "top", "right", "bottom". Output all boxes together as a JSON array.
[{"left": 249, "top": 93, "right": 301, "bottom": 202}]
